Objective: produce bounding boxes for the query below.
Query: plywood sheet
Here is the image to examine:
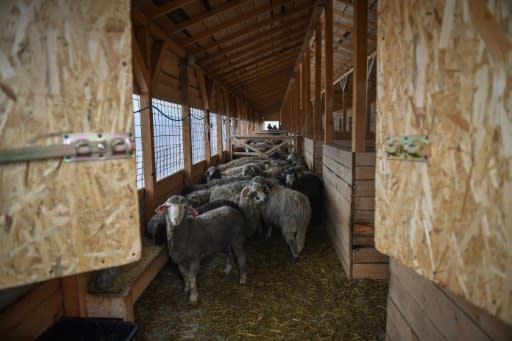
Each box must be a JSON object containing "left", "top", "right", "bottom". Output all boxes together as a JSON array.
[
  {"left": 375, "top": 0, "right": 512, "bottom": 324},
  {"left": 0, "top": 0, "right": 140, "bottom": 289}
]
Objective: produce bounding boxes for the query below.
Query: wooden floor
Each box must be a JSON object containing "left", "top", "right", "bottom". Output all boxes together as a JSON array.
[{"left": 134, "top": 223, "right": 388, "bottom": 340}]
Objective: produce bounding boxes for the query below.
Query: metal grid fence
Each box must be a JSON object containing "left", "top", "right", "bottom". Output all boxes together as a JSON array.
[
  {"left": 190, "top": 108, "right": 205, "bottom": 164},
  {"left": 151, "top": 98, "right": 184, "bottom": 180},
  {"left": 209, "top": 112, "right": 218, "bottom": 156},
  {"left": 132, "top": 94, "right": 144, "bottom": 189}
]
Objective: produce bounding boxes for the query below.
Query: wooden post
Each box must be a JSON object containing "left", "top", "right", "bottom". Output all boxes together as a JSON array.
[
  {"left": 224, "top": 89, "right": 232, "bottom": 160},
  {"left": 324, "top": 0, "right": 334, "bottom": 145},
  {"left": 304, "top": 48, "right": 311, "bottom": 138},
  {"left": 61, "top": 274, "right": 88, "bottom": 317},
  {"left": 216, "top": 96, "right": 223, "bottom": 160},
  {"left": 140, "top": 92, "right": 157, "bottom": 221},
  {"left": 180, "top": 61, "right": 193, "bottom": 184},
  {"left": 352, "top": 0, "right": 368, "bottom": 152},
  {"left": 314, "top": 26, "right": 322, "bottom": 141}
]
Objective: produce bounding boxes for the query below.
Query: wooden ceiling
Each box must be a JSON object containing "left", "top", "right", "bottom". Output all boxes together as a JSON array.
[{"left": 133, "top": 0, "right": 378, "bottom": 114}]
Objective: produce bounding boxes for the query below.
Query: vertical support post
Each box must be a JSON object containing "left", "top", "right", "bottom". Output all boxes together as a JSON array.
[
  {"left": 324, "top": 0, "right": 334, "bottom": 145},
  {"left": 140, "top": 91, "right": 156, "bottom": 221},
  {"left": 180, "top": 61, "right": 192, "bottom": 184},
  {"left": 314, "top": 25, "right": 322, "bottom": 141},
  {"left": 216, "top": 92, "right": 223, "bottom": 161},
  {"left": 61, "top": 274, "right": 88, "bottom": 317},
  {"left": 224, "top": 89, "right": 232, "bottom": 160},
  {"left": 304, "top": 47, "right": 311, "bottom": 138},
  {"left": 352, "top": 0, "right": 368, "bottom": 152}
]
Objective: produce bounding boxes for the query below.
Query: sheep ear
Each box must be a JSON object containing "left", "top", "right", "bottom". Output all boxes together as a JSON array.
[
  {"left": 188, "top": 207, "right": 199, "bottom": 217},
  {"left": 241, "top": 187, "right": 250, "bottom": 197},
  {"left": 155, "top": 204, "right": 168, "bottom": 213}
]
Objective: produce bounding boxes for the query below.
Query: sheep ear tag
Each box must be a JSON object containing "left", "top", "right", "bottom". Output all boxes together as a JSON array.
[
  {"left": 155, "top": 204, "right": 168, "bottom": 214},
  {"left": 188, "top": 207, "right": 199, "bottom": 218}
]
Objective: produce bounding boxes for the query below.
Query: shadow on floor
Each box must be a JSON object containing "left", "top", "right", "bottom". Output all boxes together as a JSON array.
[{"left": 135, "top": 224, "right": 388, "bottom": 340}]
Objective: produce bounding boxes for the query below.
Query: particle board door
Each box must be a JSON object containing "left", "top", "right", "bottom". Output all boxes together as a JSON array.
[
  {"left": 0, "top": 0, "right": 141, "bottom": 289},
  {"left": 375, "top": 0, "right": 512, "bottom": 324}
]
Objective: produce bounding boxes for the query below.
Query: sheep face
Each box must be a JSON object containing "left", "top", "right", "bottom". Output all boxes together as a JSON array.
[
  {"left": 245, "top": 183, "right": 267, "bottom": 203},
  {"left": 157, "top": 195, "right": 198, "bottom": 226}
]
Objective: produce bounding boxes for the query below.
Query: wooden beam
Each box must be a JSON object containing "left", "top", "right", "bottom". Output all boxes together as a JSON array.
[
  {"left": 222, "top": 55, "right": 296, "bottom": 83},
  {"left": 140, "top": 92, "right": 157, "bottom": 220},
  {"left": 314, "top": 25, "right": 322, "bottom": 140},
  {"left": 351, "top": 0, "right": 368, "bottom": 152},
  {"left": 209, "top": 33, "right": 305, "bottom": 71},
  {"left": 169, "top": 0, "right": 247, "bottom": 35},
  {"left": 324, "top": 0, "right": 334, "bottom": 144},
  {"left": 151, "top": 0, "right": 196, "bottom": 19},
  {"left": 180, "top": 61, "right": 193, "bottom": 184},
  {"left": 224, "top": 89, "right": 232, "bottom": 158},
  {"left": 198, "top": 20, "right": 308, "bottom": 64},
  {"left": 185, "top": 0, "right": 292, "bottom": 45},
  {"left": 132, "top": 31, "right": 150, "bottom": 93},
  {"left": 198, "top": 7, "right": 312, "bottom": 52},
  {"left": 150, "top": 40, "right": 167, "bottom": 91},
  {"left": 217, "top": 45, "right": 301, "bottom": 77}
]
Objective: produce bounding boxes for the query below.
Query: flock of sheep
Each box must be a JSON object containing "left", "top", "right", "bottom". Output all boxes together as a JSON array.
[{"left": 94, "top": 149, "right": 323, "bottom": 304}]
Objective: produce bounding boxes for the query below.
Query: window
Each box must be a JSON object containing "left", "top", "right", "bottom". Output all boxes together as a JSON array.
[
  {"left": 209, "top": 112, "right": 218, "bottom": 156},
  {"left": 263, "top": 120, "right": 280, "bottom": 130},
  {"left": 191, "top": 108, "right": 205, "bottom": 164},
  {"left": 132, "top": 94, "right": 144, "bottom": 189},
  {"left": 151, "top": 98, "right": 184, "bottom": 180},
  {"left": 222, "top": 114, "right": 228, "bottom": 151}
]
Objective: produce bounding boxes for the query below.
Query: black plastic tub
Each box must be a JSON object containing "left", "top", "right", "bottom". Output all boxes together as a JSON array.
[{"left": 37, "top": 317, "right": 138, "bottom": 341}]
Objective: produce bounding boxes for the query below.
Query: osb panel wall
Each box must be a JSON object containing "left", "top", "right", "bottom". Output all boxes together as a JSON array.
[
  {"left": 376, "top": 0, "right": 512, "bottom": 323},
  {"left": 0, "top": 0, "right": 141, "bottom": 289}
]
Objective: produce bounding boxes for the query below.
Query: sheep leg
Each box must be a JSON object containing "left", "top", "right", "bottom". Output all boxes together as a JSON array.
[
  {"left": 224, "top": 247, "right": 233, "bottom": 274},
  {"left": 232, "top": 242, "right": 247, "bottom": 285},
  {"left": 188, "top": 260, "right": 200, "bottom": 303},
  {"left": 178, "top": 264, "right": 190, "bottom": 293},
  {"left": 288, "top": 239, "right": 300, "bottom": 263},
  {"left": 265, "top": 224, "right": 273, "bottom": 240}
]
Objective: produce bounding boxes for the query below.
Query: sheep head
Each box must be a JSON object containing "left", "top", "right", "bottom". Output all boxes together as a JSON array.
[
  {"left": 284, "top": 168, "right": 296, "bottom": 187},
  {"left": 205, "top": 166, "right": 220, "bottom": 182},
  {"left": 156, "top": 195, "right": 198, "bottom": 226}
]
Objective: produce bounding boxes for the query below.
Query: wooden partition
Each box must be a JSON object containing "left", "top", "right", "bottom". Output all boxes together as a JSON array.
[
  {"left": 387, "top": 259, "right": 512, "bottom": 341},
  {"left": 323, "top": 144, "right": 388, "bottom": 279},
  {"left": 304, "top": 138, "right": 323, "bottom": 174},
  {"left": 376, "top": 0, "right": 512, "bottom": 324}
]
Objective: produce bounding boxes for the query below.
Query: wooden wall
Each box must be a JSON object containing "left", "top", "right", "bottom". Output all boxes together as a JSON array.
[
  {"left": 323, "top": 144, "right": 388, "bottom": 279},
  {"left": 0, "top": 0, "right": 141, "bottom": 289},
  {"left": 0, "top": 280, "right": 63, "bottom": 340},
  {"left": 304, "top": 138, "right": 323, "bottom": 175},
  {"left": 376, "top": 0, "right": 512, "bottom": 323},
  {"left": 387, "top": 259, "right": 512, "bottom": 341}
]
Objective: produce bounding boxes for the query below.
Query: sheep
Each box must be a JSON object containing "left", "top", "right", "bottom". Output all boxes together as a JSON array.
[
  {"left": 206, "top": 163, "right": 265, "bottom": 182},
  {"left": 182, "top": 176, "right": 250, "bottom": 194},
  {"left": 284, "top": 169, "right": 324, "bottom": 223},
  {"left": 185, "top": 189, "right": 211, "bottom": 207},
  {"left": 157, "top": 195, "right": 247, "bottom": 303},
  {"left": 195, "top": 199, "right": 240, "bottom": 215},
  {"left": 245, "top": 177, "right": 311, "bottom": 262},
  {"left": 146, "top": 212, "right": 167, "bottom": 245},
  {"left": 216, "top": 157, "right": 264, "bottom": 171}
]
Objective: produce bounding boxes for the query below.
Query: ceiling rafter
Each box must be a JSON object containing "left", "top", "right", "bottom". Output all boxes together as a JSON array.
[
  {"left": 151, "top": 0, "right": 197, "bottom": 19},
  {"left": 184, "top": 0, "right": 295, "bottom": 45}
]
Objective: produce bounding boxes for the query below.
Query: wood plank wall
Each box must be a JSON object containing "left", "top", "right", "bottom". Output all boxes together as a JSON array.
[
  {"left": 304, "top": 138, "right": 323, "bottom": 175},
  {"left": 323, "top": 144, "right": 387, "bottom": 279},
  {"left": 387, "top": 259, "right": 512, "bottom": 341}
]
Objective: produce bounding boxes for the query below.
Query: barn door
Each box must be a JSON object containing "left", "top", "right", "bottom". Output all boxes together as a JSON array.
[
  {"left": 0, "top": 0, "right": 141, "bottom": 289},
  {"left": 375, "top": 0, "right": 511, "bottom": 324}
]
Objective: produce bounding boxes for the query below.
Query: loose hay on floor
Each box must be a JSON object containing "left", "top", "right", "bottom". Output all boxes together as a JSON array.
[{"left": 135, "top": 224, "right": 388, "bottom": 340}]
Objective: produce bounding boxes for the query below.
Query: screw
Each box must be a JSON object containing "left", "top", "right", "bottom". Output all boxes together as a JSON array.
[{"left": 98, "top": 133, "right": 103, "bottom": 138}]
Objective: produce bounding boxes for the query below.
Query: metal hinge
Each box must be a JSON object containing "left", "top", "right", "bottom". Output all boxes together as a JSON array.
[{"left": 0, "top": 133, "right": 135, "bottom": 164}]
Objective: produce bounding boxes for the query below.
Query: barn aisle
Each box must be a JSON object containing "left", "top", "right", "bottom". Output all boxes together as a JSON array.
[{"left": 135, "top": 224, "right": 387, "bottom": 340}]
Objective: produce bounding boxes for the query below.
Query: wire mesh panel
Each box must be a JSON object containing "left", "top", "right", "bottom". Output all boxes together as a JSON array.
[
  {"left": 190, "top": 108, "right": 205, "bottom": 164},
  {"left": 209, "top": 112, "right": 218, "bottom": 156},
  {"left": 132, "top": 94, "right": 144, "bottom": 189},
  {"left": 151, "top": 98, "right": 184, "bottom": 180},
  {"left": 222, "top": 114, "right": 228, "bottom": 151}
]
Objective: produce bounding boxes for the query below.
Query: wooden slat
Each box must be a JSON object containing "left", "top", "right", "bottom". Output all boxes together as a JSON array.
[
  {"left": 181, "top": 63, "right": 193, "bottom": 184},
  {"left": 353, "top": 247, "right": 389, "bottom": 264},
  {"left": 314, "top": 25, "right": 322, "bottom": 140},
  {"left": 352, "top": 263, "right": 389, "bottom": 279},
  {"left": 61, "top": 274, "right": 88, "bottom": 317},
  {"left": 386, "top": 297, "right": 419, "bottom": 341},
  {"left": 324, "top": 0, "right": 334, "bottom": 144},
  {"left": 351, "top": 0, "right": 368, "bottom": 152}
]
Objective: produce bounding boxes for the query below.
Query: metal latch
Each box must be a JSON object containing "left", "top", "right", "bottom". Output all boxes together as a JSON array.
[
  {"left": 0, "top": 132, "right": 135, "bottom": 164},
  {"left": 385, "top": 135, "right": 428, "bottom": 162}
]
